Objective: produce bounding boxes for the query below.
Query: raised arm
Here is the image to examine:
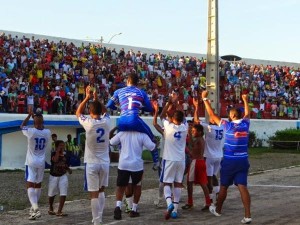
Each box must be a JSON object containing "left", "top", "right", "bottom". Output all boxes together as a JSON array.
[
  {"left": 201, "top": 90, "right": 221, "bottom": 126},
  {"left": 20, "top": 109, "right": 34, "bottom": 129},
  {"left": 242, "top": 94, "right": 250, "bottom": 119},
  {"left": 193, "top": 97, "right": 200, "bottom": 124},
  {"left": 76, "top": 86, "right": 91, "bottom": 118},
  {"left": 152, "top": 101, "right": 164, "bottom": 135}
]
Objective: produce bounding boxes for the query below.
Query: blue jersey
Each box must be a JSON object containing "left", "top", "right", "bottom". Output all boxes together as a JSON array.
[
  {"left": 107, "top": 86, "right": 152, "bottom": 116},
  {"left": 221, "top": 118, "right": 250, "bottom": 159}
]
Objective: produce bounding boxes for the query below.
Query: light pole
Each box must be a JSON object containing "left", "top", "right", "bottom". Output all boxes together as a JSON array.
[{"left": 107, "top": 32, "right": 122, "bottom": 44}]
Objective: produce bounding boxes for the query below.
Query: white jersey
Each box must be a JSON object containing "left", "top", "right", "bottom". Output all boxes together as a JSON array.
[
  {"left": 162, "top": 119, "right": 188, "bottom": 161},
  {"left": 201, "top": 122, "right": 224, "bottom": 158},
  {"left": 22, "top": 127, "right": 51, "bottom": 168},
  {"left": 79, "top": 114, "right": 110, "bottom": 164},
  {"left": 110, "top": 131, "right": 155, "bottom": 171}
]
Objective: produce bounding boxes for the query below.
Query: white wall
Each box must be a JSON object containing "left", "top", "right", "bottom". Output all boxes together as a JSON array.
[{"left": 0, "top": 114, "right": 299, "bottom": 169}]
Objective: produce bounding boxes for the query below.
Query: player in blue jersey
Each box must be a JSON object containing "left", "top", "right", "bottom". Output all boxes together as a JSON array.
[
  {"left": 106, "top": 73, "right": 159, "bottom": 168},
  {"left": 201, "top": 90, "right": 252, "bottom": 224}
]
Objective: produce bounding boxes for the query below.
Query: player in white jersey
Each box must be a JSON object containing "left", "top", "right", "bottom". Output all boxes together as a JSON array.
[
  {"left": 21, "top": 111, "right": 51, "bottom": 220},
  {"left": 159, "top": 95, "right": 188, "bottom": 220},
  {"left": 193, "top": 97, "right": 224, "bottom": 204},
  {"left": 110, "top": 131, "right": 156, "bottom": 220},
  {"left": 76, "top": 86, "right": 110, "bottom": 225}
]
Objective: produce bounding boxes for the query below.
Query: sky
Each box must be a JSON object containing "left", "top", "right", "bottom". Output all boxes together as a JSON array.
[{"left": 0, "top": 0, "right": 299, "bottom": 63}]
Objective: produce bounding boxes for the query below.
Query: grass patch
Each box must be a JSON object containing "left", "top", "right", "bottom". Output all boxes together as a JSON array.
[{"left": 249, "top": 147, "right": 300, "bottom": 155}]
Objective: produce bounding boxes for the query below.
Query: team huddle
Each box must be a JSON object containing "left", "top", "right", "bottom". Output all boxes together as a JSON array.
[{"left": 21, "top": 73, "right": 252, "bottom": 224}]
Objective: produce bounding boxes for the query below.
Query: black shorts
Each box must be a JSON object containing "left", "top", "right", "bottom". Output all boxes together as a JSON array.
[{"left": 117, "top": 169, "right": 143, "bottom": 187}]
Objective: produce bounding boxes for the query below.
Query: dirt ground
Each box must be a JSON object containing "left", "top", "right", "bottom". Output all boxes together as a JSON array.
[{"left": 0, "top": 152, "right": 300, "bottom": 212}]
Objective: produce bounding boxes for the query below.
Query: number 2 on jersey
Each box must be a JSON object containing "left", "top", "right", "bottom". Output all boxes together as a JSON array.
[{"left": 96, "top": 128, "right": 105, "bottom": 143}]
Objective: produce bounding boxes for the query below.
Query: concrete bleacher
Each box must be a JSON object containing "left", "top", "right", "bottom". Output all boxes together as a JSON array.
[{"left": 1, "top": 29, "right": 299, "bottom": 68}]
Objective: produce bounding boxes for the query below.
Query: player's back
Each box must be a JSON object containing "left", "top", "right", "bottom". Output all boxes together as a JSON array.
[
  {"left": 79, "top": 115, "right": 110, "bottom": 164},
  {"left": 162, "top": 120, "right": 188, "bottom": 161},
  {"left": 22, "top": 127, "right": 51, "bottom": 167},
  {"left": 117, "top": 86, "right": 146, "bottom": 116},
  {"left": 201, "top": 122, "right": 224, "bottom": 158}
]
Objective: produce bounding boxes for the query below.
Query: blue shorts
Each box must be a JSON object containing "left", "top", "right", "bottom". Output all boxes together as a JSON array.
[
  {"left": 117, "top": 115, "right": 154, "bottom": 140},
  {"left": 220, "top": 158, "right": 250, "bottom": 187}
]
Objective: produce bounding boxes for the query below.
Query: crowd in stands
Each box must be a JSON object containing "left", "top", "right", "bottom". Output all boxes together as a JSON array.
[{"left": 0, "top": 32, "right": 299, "bottom": 119}]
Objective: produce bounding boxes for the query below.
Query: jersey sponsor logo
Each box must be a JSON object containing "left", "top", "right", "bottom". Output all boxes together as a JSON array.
[{"left": 234, "top": 131, "right": 248, "bottom": 138}]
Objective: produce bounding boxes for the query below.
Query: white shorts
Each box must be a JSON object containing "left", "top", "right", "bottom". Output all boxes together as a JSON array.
[
  {"left": 25, "top": 165, "right": 45, "bottom": 183},
  {"left": 48, "top": 174, "right": 68, "bottom": 197},
  {"left": 85, "top": 163, "right": 109, "bottom": 192},
  {"left": 205, "top": 157, "right": 222, "bottom": 177},
  {"left": 160, "top": 160, "right": 185, "bottom": 184}
]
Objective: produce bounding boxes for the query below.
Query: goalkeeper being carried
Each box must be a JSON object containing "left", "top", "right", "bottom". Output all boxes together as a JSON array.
[{"left": 106, "top": 73, "right": 159, "bottom": 169}]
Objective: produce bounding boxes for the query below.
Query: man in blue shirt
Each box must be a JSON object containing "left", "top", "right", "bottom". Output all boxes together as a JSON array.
[{"left": 201, "top": 90, "right": 252, "bottom": 224}]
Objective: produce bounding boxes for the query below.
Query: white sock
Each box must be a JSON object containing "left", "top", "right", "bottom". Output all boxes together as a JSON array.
[
  {"left": 132, "top": 203, "right": 138, "bottom": 212},
  {"left": 173, "top": 187, "right": 182, "bottom": 205},
  {"left": 164, "top": 185, "right": 172, "bottom": 206},
  {"left": 213, "top": 186, "right": 220, "bottom": 194},
  {"left": 98, "top": 192, "right": 105, "bottom": 222},
  {"left": 35, "top": 188, "right": 41, "bottom": 202},
  {"left": 91, "top": 198, "right": 100, "bottom": 225},
  {"left": 116, "top": 200, "right": 122, "bottom": 208},
  {"left": 27, "top": 188, "right": 38, "bottom": 210}
]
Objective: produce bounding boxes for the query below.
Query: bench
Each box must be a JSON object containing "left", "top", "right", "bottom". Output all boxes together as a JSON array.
[{"left": 268, "top": 140, "right": 300, "bottom": 150}]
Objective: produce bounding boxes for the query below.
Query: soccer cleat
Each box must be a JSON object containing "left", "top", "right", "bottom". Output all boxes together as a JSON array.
[
  {"left": 171, "top": 211, "right": 178, "bottom": 219},
  {"left": 209, "top": 205, "right": 221, "bottom": 217},
  {"left": 241, "top": 217, "right": 252, "bottom": 224},
  {"left": 181, "top": 204, "right": 194, "bottom": 210},
  {"left": 28, "top": 209, "right": 41, "bottom": 220},
  {"left": 114, "top": 206, "right": 122, "bottom": 220},
  {"left": 129, "top": 210, "right": 140, "bottom": 218},
  {"left": 164, "top": 203, "right": 174, "bottom": 220}
]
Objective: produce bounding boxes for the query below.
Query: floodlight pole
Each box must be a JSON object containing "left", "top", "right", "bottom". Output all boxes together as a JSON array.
[
  {"left": 206, "top": 0, "right": 220, "bottom": 118},
  {"left": 108, "top": 33, "right": 122, "bottom": 44}
]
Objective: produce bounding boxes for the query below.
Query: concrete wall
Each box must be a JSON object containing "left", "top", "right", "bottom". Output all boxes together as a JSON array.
[{"left": 0, "top": 114, "right": 299, "bottom": 169}]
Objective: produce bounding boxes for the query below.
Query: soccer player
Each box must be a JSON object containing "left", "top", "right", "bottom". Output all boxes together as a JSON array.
[
  {"left": 106, "top": 73, "right": 159, "bottom": 169},
  {"left": 76, "top": 86, "right": 110, "bottom": 225},
  {"left": 48, "top": 140, "right": 72, "bottom": 216},
  {"left": 159, "top": 94, "right": 188, "bottom": 220},
  {"left": 202, "top": 90, "right": 252, "bottom": 224},
  {"left": 110, "top": 128, "right": 156, "bottom": 220},
  {"left": 20, "top": 110, "right": 51, "bottom": 220},
  {"left": 193, "top": 97, "right": 224, "bottom": 205}
]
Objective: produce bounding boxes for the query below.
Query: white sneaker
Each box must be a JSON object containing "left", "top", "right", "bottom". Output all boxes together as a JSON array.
[
  {"left": 241, "top": 217, "right": 252, "bottom": 224},
  {"left": 28, "top": 209, "right": 41, "bottom": 220},
  {"left": 209, "top": 205, "right": 221, "bottom": 217}
]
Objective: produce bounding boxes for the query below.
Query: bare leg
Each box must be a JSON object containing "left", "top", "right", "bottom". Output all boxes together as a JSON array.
[
  {"left": 216, "top": 185, "right": 228, "bottom": 214},
  {"left": 237, "top": 184, "right": 251, "bottom": 218},
  {"left": 48, "top": 196, "right": 55, "bottom": 212},
  {"left": 57, "top": 196, "right": 66, "bottom": 214}
]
